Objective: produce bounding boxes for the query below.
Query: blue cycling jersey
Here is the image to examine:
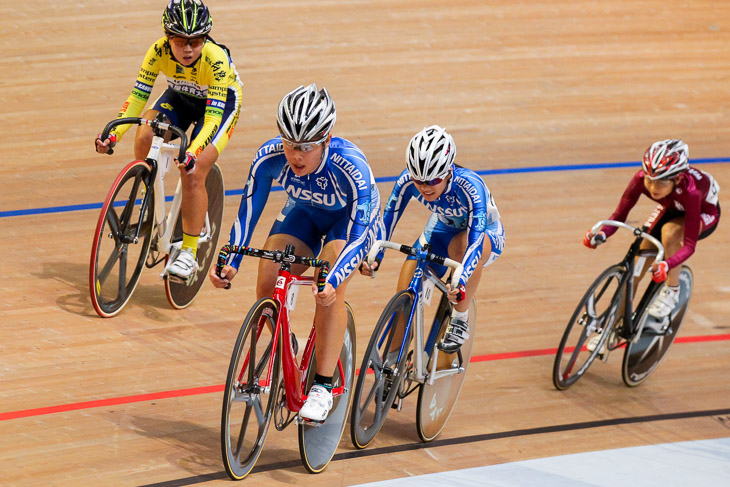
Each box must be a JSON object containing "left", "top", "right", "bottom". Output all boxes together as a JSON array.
[
  {"left": 382, "top": 166, "right": 501, "bottom": 287},
  {"left": 227, "top": 136, "right": 382, "bottom": 288}
]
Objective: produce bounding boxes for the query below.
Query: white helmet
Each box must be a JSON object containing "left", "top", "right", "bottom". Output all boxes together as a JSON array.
[
  {"left": 406, "top": 125, "right": 456, "bottom": 181},
  {"left": 642, "top": 139, "right": 689, "bottom": 180},
  {"left": 276, "top": 84, "right": 336, "bottom": 143}
]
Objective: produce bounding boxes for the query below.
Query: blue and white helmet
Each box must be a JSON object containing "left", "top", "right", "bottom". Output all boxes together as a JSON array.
[{"left": 406, "top": 125, "right": 456, "bottom": 181}]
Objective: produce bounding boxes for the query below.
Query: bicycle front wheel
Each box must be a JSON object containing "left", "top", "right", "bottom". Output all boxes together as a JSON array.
[
  {"left": 622, "top": 266, "right": 693, "bottom": 387},
  {"left": 166, "top": 163, "right": 225, "bottom": 309},
  {"left": 221, "top": 298, "right": 280, "bottom": 481},
  {"left": 416, "top": 297, "right": 476, "bottom": 442},
  {"left": 299, "top": 303, "right": 356, "bottom": 473},
  {"left": 552, "top": 264, "right": 625, "bottom": 390},
  {"left": 350, "top": 291, "right": 414, "bottom": 449},
  {"left": 89, "top": 160, "right": 154, "bottom": 318}
]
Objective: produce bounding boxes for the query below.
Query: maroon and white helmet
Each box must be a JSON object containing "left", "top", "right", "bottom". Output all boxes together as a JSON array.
[
  {"left": 642, "top": 139, "right": 689, "bottom": 180},
  {"left": 406, "top": 125, "right": 456, "bottom": 181}
]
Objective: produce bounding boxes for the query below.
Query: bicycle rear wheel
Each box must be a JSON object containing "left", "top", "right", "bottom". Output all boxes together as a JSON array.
[
  {"left": 622, "top": 266, "right": 693, "bottom": 387},
  {"left": 416, "top": 297, "right": 476, "bottom": 442},
  {"left": 552, "top": 264, "right": 625, "bottom": 390},
  {"left": 350, "top": 291, "right": 414, "bottom": 449},
  {"left": 166, "top": 164, "right": 225, "bottom": 308},
  {"left": 221, "top": 298, "right": 280, "bottom": 481},
  {"left": 89, "top": 160, "right": 155, "bottom": 318},
  {"left": 298, "top": 303, "right": 356, "bottom": 473}
]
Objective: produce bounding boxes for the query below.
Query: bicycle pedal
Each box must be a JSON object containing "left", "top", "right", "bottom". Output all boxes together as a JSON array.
[
  {"left": 297, "top": 415, "right": 325, "bottom": 427},
  {"left": 392, "top": 397, "right": 403, "bottom": 411},
  {"left": 164, "top": 272, "right": 189, "bottom": 284}
]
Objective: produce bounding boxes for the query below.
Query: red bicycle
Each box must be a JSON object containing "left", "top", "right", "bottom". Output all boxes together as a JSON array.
[{"left": 217, "top": 244, "right": 356, "bottom": 480}]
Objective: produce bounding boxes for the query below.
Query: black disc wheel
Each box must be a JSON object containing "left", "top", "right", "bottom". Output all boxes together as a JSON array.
[
  {"left": 622, "top": 266, "right": 693, "bottom": 387},
  {"left": 166, "top": 164, "right": 225, "bottom": 308}
]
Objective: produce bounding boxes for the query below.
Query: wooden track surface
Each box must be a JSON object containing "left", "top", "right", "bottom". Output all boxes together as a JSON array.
[{"left": 1, "top": 1, "right": 729, "bottom": 485}]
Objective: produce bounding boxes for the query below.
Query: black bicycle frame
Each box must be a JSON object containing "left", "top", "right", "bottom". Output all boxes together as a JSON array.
[{"left": 614, "top": 227, "right": 663, "bottom": 341}]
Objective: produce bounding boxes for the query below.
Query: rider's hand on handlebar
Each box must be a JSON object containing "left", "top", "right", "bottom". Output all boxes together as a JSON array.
[
  {"left": 313, "top": 282, "right": 337, "bottom": 307},
  {"left": 446, "top": 283, "right": 466, "bottom": 304},
  {"left": 210, "top": 264, "right": 237, "bottom": 288},
  {"left": 359, "top": 260, "right": 379, "bottom": 277},
  {"left": 176, "top": 151, "right": 197, "bottom": 174},
  {"left": 583, "top": 230, "right": 606, "bottom": 249},
  {"left": 95, "top": 133, "right": 117, "bottom": 154},
  {"left": 651, "top": 261, "right": 669, "bottom": 283}
]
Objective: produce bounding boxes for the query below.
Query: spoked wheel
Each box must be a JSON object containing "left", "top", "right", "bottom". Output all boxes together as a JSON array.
[
  {"left": 221, "top": 298, "right": 280, "bottom": 481},
  {"left": 416, "top": 297, "right": 476, "bottom": 442},
  {"left": 166, "top": 164, "right": 225, "bottom": 309},
  {"left": 552, "top": 265, "right": 625, "bottom": 390},
  {"left": 299, "top": 304, "right": 357, "bottom": 473},
  {"left": 350, "top": 291, "right": 414, "bottom": 449},
  {"left": 89, "top": 160, "right": 155, "bottom": 318},
  {"left": 622, "top": 266, "right": 693, "bottom": 387}
]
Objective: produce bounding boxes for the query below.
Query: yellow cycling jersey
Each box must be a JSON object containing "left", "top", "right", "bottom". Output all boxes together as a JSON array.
[{"left": 111, "top": 36, "right": 243, "bottom": 156}]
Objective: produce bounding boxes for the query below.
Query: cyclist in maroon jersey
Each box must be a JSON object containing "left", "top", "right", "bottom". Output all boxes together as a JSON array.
[{"left": 584, "top": 139, "right": 720, "bottom": 319}]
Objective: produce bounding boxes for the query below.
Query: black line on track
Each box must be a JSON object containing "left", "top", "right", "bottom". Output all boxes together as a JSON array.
[{"left": 138, "top": 407, "right": 730, "bottom": 487}]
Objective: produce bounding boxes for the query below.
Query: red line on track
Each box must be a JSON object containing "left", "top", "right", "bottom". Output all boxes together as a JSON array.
[{"left": 3, "top": 333, "right": 728, "bottom": 422}]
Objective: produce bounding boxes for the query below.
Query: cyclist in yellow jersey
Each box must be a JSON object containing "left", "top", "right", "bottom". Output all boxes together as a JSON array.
[{"left": 95, "top": 0, "right": 243, "bottom": 281}]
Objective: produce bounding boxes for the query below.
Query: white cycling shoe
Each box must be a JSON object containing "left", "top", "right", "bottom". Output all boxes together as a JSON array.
[
  {"left": 299, "top": 384, "right": 333, "bottom": 423},
  {"left": 438, "top": 317, "right": 469, "bottom": 353},
  {"left": 586, "top": 334, "right": 607, "bottom": 357},
  {"left": 648, "top": 286, "right": 679, "bottom": 319},
  {"left": 167, "top": 248, "right": 199, "bottom": 281}
]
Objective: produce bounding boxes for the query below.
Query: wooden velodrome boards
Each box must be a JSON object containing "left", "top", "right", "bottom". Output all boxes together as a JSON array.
[{"left": 1, "top": 1, "right": 728, "bottom": 485}]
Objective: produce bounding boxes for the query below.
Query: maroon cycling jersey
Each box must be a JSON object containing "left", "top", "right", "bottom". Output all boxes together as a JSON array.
[{"left": 602, "top": 167, "right": 720, "bottom": 269}]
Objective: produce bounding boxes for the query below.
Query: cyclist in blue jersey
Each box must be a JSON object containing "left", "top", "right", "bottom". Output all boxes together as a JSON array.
[
  {"left": 361, "top": 125, "right": 504, "bottom": 352},
  {"left": 210, "top": 84, "right": 383, "bottom": 422}
]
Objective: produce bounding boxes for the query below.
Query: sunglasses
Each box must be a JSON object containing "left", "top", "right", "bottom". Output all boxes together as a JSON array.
[
  {"left": 412, "top": 176, "right": 445, "bottom": 186},
  {"left": 281, "top": 134, "right": 328, "bottom": 152},
  {"left": 168, "top": 35, "right": 206, "bottom": 48}
]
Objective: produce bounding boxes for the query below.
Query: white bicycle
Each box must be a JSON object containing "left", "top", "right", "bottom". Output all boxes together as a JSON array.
[
  {"left": 350, "top": 240, "right": 477, "bottom": 447},
  {"left": 90, "top": 116, "right": 224, "bottom": 318}
]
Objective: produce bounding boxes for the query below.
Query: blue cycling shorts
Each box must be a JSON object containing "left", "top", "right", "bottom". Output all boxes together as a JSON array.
[
  {"left": 267, "top": 198, "right": 352, "bottom": 256},
  {"left": 408, "top": 214, "right": 505, "bottom": 277}
]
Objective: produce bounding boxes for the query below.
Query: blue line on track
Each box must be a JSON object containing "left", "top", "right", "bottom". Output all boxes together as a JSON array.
[{"left": 2, "top": 158, "right": 728, "bottom": 219}]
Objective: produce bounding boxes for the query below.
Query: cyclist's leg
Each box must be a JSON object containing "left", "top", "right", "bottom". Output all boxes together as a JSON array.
[
  {"left": 177, "top": 90, "right": 239, "bottom": 259},
  {"left": 302, "top": 210, "right": 380, "bottom": 421},
  {"left": 659, "top": 217, "right": 685, "bottom": 287},
  {"left": 179, "top": 143, "right": 218, "bottom": 239},
  {"left": 447, "top": 233, "right": 489, "bottom": 313},
  {"left": 180, "top": 88, "right": 240, "bottom": 241},
  {"left": 438, "top": 220, "right": 503, "bottom": 351},
  {"left": 634, "top": 205, "right": 682, "bottom": 289},
  {"left": 313, "top": 238, "right": 351, "bottom": 378}
]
